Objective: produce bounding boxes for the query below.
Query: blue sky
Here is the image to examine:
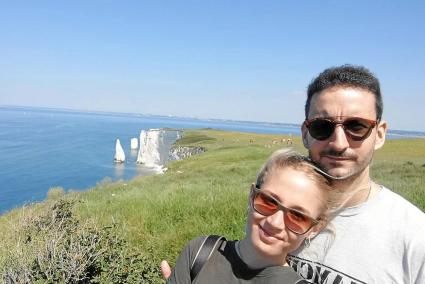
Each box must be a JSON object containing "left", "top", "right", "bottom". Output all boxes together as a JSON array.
[{"left": 1, "top": 1, "right": 424, "bottom": 131}]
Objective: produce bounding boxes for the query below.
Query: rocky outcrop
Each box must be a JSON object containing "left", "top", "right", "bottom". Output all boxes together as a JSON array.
[
  {"left": 130, "top": 138, "right": 138, "bottom": 150},
  {"left": 170, "top": 146, "right": 206, "bottom": 161},
  {"left": 114, "top": 139, "right": 125, "bottom": 163}
]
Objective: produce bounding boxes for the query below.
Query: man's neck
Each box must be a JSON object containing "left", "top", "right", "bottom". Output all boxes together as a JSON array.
[{"left": 331, "top": 167, "right": 374, "bottom": 208}]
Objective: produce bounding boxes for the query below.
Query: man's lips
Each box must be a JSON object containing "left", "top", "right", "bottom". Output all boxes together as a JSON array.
[
  {"left": 320, "top": 149, "right": 356, "bottom": 161},
  {"left": 323, "top": 155, "right": 351, "bottom": 161}
]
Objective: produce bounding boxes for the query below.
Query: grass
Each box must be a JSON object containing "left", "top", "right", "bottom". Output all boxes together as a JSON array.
[
  {"left": 371, "top": 138, "right": 425, "bottom": 209},
  {"left": 0, "top": 129, "right": 423, "bottom": 282}
]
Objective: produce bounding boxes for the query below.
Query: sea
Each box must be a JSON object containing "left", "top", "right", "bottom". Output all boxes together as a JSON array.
[{"left": 1, "top": 106, "right": 424, "bottom": 214}]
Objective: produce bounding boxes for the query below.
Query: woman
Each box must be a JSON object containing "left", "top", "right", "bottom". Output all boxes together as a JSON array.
[{"left": 166, "top": 149, "right": 335, "bottom": 283}]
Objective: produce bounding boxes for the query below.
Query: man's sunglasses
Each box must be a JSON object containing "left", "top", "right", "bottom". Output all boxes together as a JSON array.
[
  {"left": 304, "top": 117, "right": 377, "bottom": 141},
  {"left": 250, "top": 185, "right": 319, "bottom": 235}
]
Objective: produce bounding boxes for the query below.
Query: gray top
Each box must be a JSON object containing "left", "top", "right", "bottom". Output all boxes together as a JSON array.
[
  {"left": 167, "top": 236, "right": 307, "bottom": 284},
  {"left": 288, "top": 187, "right": 425, "bottom": 284}
]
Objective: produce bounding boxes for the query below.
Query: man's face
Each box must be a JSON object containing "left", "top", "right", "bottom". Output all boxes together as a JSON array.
[{"left": 301, "top": 86, "right": 387, "bottom": 179}]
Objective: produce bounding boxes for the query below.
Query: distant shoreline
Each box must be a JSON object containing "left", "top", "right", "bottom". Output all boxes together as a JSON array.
[{"left": 2, "top": 104, "right": 424, "bottom": 137}]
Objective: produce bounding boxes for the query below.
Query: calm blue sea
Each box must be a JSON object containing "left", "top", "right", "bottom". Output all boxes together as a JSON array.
[
  {"left": 0, "top": 106, "right": 301, "bottom": 214},
  {"left": 1, "top": 106, "right": 424, "bottom": 214}
]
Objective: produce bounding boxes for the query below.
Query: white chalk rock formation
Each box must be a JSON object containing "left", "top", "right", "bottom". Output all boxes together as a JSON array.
[
  {"left": 137, "top": 129, "right": 166, "bottom": 167},
  {"left": 114, "top": 139, "right": 126, "bottom": 163},
  {"left": 130, "top": 138, "right": 138, "bottom": 150}
]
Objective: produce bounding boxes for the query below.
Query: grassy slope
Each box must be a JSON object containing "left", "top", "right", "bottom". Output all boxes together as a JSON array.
[
  {"left": 74, "top": 129, "right": 305, "bottom": 266},
  {"left": 1, "top": 129, "right": 424, "bottom": 272}
]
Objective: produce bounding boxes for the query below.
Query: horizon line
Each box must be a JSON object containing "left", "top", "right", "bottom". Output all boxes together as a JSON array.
[{"left": 1, "top": 104, "right": 425, "bottom": 135}]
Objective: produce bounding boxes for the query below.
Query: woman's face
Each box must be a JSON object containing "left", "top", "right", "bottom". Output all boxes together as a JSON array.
[{"left": 246, "top": 167, "right": 326, "bottom": 261}]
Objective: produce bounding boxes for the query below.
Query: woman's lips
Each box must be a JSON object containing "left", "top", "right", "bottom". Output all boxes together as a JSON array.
[{"left": 259, "top": 225, "right": 283, "bottom": 243}]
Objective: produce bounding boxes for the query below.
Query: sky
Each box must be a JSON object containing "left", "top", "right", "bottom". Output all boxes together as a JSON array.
[{"left": 1, "top": 1, "right": 424, "bottom": 131}]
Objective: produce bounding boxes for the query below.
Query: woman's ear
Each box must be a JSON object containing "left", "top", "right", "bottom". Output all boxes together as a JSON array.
[{"left": 307, "top": 219, "right": 327, "bottom": 239}]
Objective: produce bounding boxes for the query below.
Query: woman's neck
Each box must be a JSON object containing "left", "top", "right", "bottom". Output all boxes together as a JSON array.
[{"left": 237, "top": 238, "right": 287, "bottom": 270}]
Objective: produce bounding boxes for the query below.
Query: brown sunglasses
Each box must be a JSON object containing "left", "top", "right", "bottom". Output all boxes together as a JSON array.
[
  {"left": 250, "top": 185, "right": 319, "bottom": 235},
  {"left": 304, "top": 116, "right": 377, "bottom": 141}
]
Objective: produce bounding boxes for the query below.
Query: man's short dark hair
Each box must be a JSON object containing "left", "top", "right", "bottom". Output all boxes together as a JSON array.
[{"left": 305, "top": 65, "right": 383, "bottom": 121}]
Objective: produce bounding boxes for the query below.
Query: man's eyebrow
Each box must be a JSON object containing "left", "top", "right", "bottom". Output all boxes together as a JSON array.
[{"left": 309, "top": 112, "right": 331, "bottom": 118}]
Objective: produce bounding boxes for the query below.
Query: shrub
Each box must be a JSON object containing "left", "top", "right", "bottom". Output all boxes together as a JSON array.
[{"left": 0, "top": 199, "right": 162, "bottom": 283}]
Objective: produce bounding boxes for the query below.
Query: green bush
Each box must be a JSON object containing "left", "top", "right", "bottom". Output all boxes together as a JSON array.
[{"left": 0, "top": 200, "right": 162, "bottom": 283}]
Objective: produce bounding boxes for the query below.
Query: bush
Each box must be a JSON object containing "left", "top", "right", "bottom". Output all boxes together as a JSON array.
[{"left": 0, "top": 199, "right": 162, "bottom": 283}]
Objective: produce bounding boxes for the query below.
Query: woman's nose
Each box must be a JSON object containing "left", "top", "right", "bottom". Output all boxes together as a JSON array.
[{"left": 265, "top": 209, "right": 285, "bottom": 230}]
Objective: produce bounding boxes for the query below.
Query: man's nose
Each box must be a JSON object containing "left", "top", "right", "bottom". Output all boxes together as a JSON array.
[{"left": 328, "top": 124, "right": 350, "bottom": 151}]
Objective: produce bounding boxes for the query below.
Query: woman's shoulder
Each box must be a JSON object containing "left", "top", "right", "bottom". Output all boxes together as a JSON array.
[
  {"left": 186, "top": 235, "right": 226, "bottom": 251},
  {"left": 183, "top": 235, "right": 228, "bottom": 262}
]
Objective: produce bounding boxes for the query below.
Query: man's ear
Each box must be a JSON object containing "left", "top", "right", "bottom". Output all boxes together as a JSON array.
[
  {"left": 374, "top": 120, "right": 387, "bottom": 150},
  {"left": 301, "top": 122, "right": 309, "bottom": 149}
]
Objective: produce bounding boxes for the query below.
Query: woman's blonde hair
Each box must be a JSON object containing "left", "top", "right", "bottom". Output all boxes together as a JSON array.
[{"left": 255, "top": 149, "right": 338, "bottom": 221}]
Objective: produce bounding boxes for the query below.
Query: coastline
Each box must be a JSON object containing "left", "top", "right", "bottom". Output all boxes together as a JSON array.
[{"left": 1, "top": 106, "right": 424, "bottom": 214}]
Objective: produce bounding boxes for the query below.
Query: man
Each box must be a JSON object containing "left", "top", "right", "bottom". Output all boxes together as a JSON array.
[
  {"left": 288, "top": 65, "right": 425, "bottom": 284},
  {"left": 161, "top": 65, "right": 425, "bottom": 283}
]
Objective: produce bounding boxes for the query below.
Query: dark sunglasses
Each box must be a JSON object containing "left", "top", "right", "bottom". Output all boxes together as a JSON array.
[
  {"left": 250, "top": 185, "right": 319, "bottom": 235},
  {"left": 304, "top": 117, "right": 377, "bottom": 141}
]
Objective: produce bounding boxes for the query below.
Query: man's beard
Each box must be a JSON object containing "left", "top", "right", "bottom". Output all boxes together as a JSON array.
[{"left": 308, "top": 149, "right": 373, "bottom": 181}]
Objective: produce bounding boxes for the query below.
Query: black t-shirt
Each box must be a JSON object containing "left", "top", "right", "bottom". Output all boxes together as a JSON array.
[{"left": 167, "top": 236, "right": 307, "bottom": 284}]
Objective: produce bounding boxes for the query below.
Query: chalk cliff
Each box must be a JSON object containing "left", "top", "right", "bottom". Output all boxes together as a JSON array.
[{"left": 137, "top": 129, "right": 166, "bottom": 167}]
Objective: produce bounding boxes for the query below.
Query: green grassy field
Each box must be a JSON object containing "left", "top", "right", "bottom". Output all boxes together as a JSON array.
[{"left": 0, "top": 129, "right": 424, "bottom": 282}]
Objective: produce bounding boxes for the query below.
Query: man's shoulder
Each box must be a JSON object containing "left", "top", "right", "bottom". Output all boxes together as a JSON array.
[
  {"left": 288, "top": 186, "right": 425, "bottom": 284},
  {"left": 367, "top": 186, "right": 425, "bottom": 238},
  {"left": 378, "top": 186, "right": 425, "bottom": 219}
]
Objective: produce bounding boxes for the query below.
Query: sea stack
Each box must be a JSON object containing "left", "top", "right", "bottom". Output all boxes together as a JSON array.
[
  {"left": 114, "top": 138, "right": 126, "bottom": 163},
  {"left": 130, "top": 138, "right": 138, "bottom": 150}
]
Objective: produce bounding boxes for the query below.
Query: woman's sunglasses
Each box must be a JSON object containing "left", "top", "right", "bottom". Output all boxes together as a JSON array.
[
  {"left": 250, "top": 185, "right": 319, "bottom": 235},
  {"left": 304, "top": 117, "right": 377, "bottom": 141}
]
